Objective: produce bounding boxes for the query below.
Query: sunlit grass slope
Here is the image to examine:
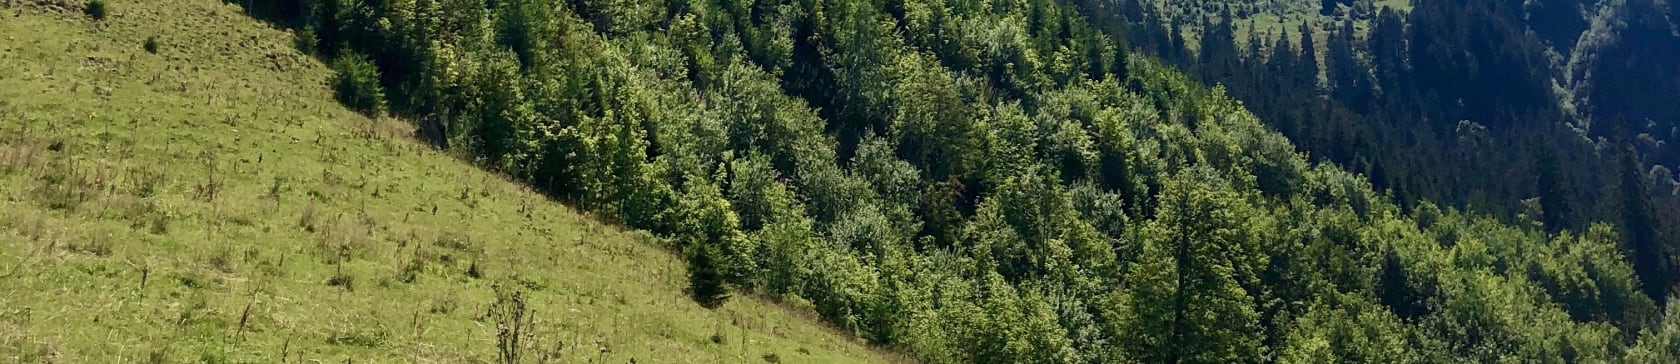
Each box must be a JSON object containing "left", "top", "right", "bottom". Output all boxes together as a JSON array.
[{"left": 0, "top": 1, "right": 900, "bottom": 362}]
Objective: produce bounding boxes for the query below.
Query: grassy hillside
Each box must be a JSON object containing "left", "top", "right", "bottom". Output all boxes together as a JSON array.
[{"left": 0, "top": 1, "right": 900, "bottom": 362}]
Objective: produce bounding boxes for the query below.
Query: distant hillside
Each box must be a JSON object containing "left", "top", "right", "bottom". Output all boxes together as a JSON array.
[
  {"left": 0, "top": 1, "right": 900, "bottom": 362},
  {"left": 1086, "top": 0, "right": 1680, "bottom": 313}
]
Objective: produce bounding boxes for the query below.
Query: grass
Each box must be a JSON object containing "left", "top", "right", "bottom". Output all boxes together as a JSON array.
[{"left": 0, "top": 0, "right": 902, "bottom": 362}]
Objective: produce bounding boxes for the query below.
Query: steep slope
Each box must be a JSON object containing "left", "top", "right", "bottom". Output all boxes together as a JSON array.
[
  {"left": 1569, "top": 0, "right": 1680, "bottom": 166},
  {"left": 0, "top": 1, "right": 901, "bottom": 362},
  {"left": 9, "top": 0, "right": 1680, "bottom": 362},
  {"left": 1087, "top": 0, "right": 1680, "bottom": 308},
  {"left": 226, "top": 0, "right": 1680, "bottom": 361}
]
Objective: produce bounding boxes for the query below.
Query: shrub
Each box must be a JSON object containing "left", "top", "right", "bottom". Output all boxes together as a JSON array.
[
  {"left": 85, "top": 0, "right": 108, "bottom": 21},
  {"left": 143, "top": 36, "right": 159, "bottom": 54},
  {"left": 330, "top": 51, "right": 385, "bottom": 117},
  {"left": 293, "top": 26, "right": 318, "bottom": 56}
]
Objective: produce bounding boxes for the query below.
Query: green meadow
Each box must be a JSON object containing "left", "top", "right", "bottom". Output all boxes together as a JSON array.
[{"left": 0, "top": 1, "right": 899, "bottom": 362}]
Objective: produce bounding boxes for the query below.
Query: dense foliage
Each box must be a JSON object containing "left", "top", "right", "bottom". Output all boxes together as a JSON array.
[
  {"left": 1099, "top": 0, "right": 1680, "bottom": 309},
  {"left": 242, "top": 0, "right": 1679, "bottom": 361}
]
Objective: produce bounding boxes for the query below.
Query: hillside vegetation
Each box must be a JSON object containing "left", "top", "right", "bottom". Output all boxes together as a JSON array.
[
  {"left": 6, "top": 0, "right": 1680, "bottom": 362},
  {"left": 1101, "top": 0, "right": 1680, "bottom": 311},
  {"left": 183, "top": 0, "right": 1680, "bottom": 362},
  {"left": 0, "top": 1, "right": 901, "bottom": 362}
]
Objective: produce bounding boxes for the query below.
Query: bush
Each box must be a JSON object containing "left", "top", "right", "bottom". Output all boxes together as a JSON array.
[
  {"left": 143, "top": 36, "right": 159, "bottom": 54},
  {"left": 85, "top": 0, "right": 108, "bottom": 21},
  {"left": 330, "top": 51, "right": 386, "bottom": 117}
]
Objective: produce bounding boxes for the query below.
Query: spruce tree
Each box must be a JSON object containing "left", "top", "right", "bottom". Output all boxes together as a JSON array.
[{"left": 688, "top": 244, "right": 731, "bottom": 309}]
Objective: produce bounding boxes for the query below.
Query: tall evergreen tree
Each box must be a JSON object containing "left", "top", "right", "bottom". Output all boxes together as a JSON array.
[
  {"left": 1326, "top": 18, "right": 1368, "bottom": 113},
  {"left": 1534, "top": 140, "right": 1574, "bottom": 234},
  {"left": 1295, "top": 22, "right": 1320, "bottom": 96},
  {"left": 1618, "top": 146, "right": 1671, "bottom": 305},
  {"left": 1368, "top": 6, "right": 1407, "bottom": 110}
]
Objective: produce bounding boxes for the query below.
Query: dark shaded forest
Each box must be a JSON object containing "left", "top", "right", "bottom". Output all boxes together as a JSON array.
[
  {"left": 239, "top": 0, "right": 1679, "bottom": 361},
  {"left": 1094, "top": 0, "right": 1680, "bottom": 311}
]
